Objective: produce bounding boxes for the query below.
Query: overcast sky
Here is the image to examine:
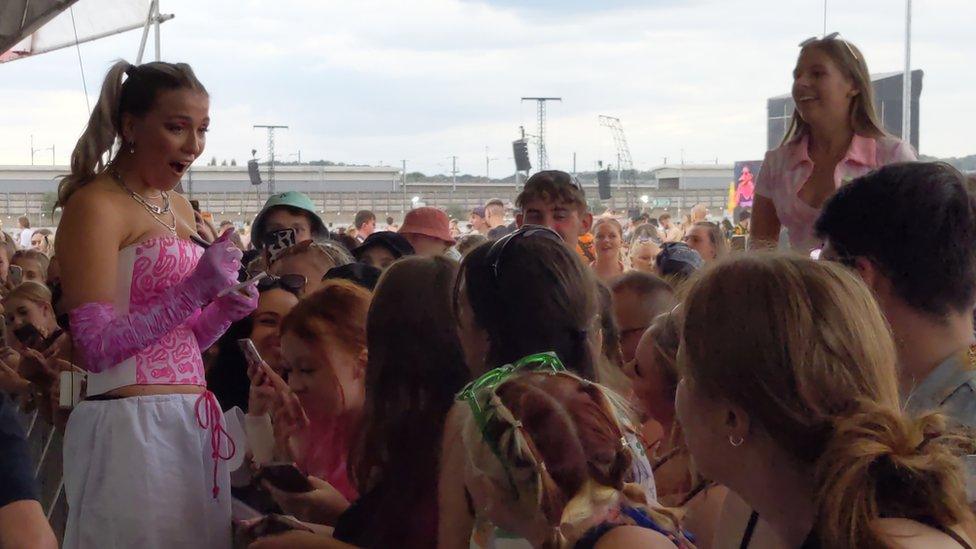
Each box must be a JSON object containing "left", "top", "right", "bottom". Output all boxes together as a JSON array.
[{"left": 1, "top": 0, "right": 973, "bottom": 175}]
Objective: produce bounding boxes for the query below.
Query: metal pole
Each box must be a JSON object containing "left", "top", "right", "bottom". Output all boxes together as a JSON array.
[
  {"left": 902, "top": 0, "right": 912, "bottom": 147},
  {"left": 401, "top": 159, "right": 407, "bottom": 213},
  {"left": 451, "top": 156, "right": 457, "bottom": 192},
  {"left": 136, "top": 2, "right": 154, "bottom": 64},
  {"left": 823, "top": 0, "right": 827, "bottom": 36},
  {"left": 485, "top": 146, "right": 490, "bottom": 179},
  {"left": 30, "top": 135, "right": 34, "bottom": 165},
  {"left": 153, "top": 0, "right": 160, "bottom": 61},
  {"left": 572, "top": 152, "right": 576, "bottom": 175}
]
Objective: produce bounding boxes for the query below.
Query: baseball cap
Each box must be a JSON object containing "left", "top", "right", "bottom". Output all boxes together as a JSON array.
[
  {"left": 353, "top": 232, "right": 415, "bottom": 261},
  {"left": 250, "top": 191, "right": 328, "bottom": 249},
  {"left": 399, "top": 207, "right": 456, "bottom": 245}
]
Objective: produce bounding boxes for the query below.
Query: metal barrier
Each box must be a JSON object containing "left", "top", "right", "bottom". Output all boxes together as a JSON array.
[
  {"left": 0, "top": 186, "right": 730, "bottom": 227},
  {"left": 18, "top": 408, "right": 67, "bottom": 544}
]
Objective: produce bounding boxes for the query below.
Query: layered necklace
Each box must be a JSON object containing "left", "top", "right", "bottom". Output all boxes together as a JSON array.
[{"left": 110, "top": 168, "right": 177, "bottom": 234}]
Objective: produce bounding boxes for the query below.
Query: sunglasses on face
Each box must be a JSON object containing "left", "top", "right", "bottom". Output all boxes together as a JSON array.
[
  {"left": 257, "top": 273, "right": 306, "bottom": 294},
  {"left": 484, "top": 225, "right": 563, "bottom": 282}
]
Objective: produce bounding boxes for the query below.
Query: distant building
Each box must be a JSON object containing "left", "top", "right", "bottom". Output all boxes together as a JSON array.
[
  {"left": 646, "top": 164, "right": 733, "bottom": 190},
  {"left": 0, "top": 164, "right": 401, "bottom": 194},
  {"left": 767, "top": 70, "right": 923, "bottom": 151}
]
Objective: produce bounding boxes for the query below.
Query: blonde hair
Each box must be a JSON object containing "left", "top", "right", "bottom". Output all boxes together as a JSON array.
[
  {"left": 57, "top": 60, "right": 207, "bottom": 207},
  {"left": 272, "top": 239, "right": 353, "bottom": 273},
  {"left": 3, "top": 280, "right": 53, "bottom": 308},
  {"left": 680, "top": 254, "right": 976, "bottom": 547},
  {"left": 782, "top": 38, "right": 886, "bottom": 146},
  {"left": 692, "top": 221, "right": 728, "bottom": 261},
  {"left": 12, "top": 249, "right": 51, "bottom": 279}
]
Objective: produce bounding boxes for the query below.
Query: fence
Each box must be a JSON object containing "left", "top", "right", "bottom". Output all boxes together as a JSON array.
[{"left": 0, "top": 186, "right": 731, "bottom": 227}]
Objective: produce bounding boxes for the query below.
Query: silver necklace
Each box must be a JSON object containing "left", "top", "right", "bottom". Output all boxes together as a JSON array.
[
  {"left": 110, "top": 168, "right": 170, "bottom": 214},
  {"left": 111, "top": 168, "right": 177, "bottom": 234}
]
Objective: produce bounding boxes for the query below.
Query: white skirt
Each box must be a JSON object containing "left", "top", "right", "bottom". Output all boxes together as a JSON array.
[{"left": 62, "top": 393, "right": 234, "bottom": 549}]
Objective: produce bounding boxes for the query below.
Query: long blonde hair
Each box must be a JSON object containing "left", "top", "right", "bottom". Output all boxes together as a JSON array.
[
  {"left": 782, "top": 37, "right": 887, "bottom": 146},
  {"left": 57, "top": 61, "right": 207, "bottom": 208},
  {"left": 680, "top": 254, "right": 976, "bottom": 547}
]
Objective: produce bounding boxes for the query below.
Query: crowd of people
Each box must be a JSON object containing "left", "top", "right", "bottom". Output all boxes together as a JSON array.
[{"left": 2, "top": 34, "right": 976, "bottom": 549}]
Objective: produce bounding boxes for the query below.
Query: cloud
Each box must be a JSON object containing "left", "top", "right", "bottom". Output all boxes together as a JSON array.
[{"left": 0, "top": 0, "right": 973, "bottom": 175}]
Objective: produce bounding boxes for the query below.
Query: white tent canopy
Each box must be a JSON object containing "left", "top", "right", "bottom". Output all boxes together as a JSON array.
[{"left": 1, "top": 0, "right": 168, "bottom": 63}]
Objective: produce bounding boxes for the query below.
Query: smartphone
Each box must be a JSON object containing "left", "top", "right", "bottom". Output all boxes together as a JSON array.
[
  {"left": 13, "top": 323, "right": 44, "bottom": 350},
  {"left": 237, "top": 338, "right": 264, "bottom": 371},
  {"left": 262, "top": 228, "right": 297, "bottom": 263},
  {"left": 258, "top": 462, "right": 314, "bottom": 493},
  {"left": 217, "top": 272, "right": 267, "bottom": 298},
  {"left": 190, "top": 200, "right": 201, "bottom": 212},
  {"left": 8, "top": 265, "right": 23, "bottom": 286}
]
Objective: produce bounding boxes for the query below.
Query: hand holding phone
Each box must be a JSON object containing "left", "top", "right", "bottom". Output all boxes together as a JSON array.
[
  {"left": 13, "top": 324, "right": 45, "bottom": 351},
  {"left": 258, "top": 462, "right": 315, "bottom": 493}
]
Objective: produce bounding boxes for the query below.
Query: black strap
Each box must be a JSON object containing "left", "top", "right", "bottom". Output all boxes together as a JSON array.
[
  {"left": 739, "top": 511, "right": 759, "bottom": 549},
  {"left": 936, "top": 524, "right": 974, "bottom": 549}
]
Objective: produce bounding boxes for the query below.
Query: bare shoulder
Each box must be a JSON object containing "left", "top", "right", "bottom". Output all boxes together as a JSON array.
[
  {"left": 594, "top": 525, "right": 677, "bottom": 549},
  {"left": 875, "top": 518, "right": 974, "bottom": 548},
  {"left": 57, "top": 178, "right": 126, "bottom": 238}
]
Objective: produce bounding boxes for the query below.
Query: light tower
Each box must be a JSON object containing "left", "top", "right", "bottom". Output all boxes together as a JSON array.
[
  {"left": 253, "top": 124, "right": 288, "bottom": 194},
  {"left": 599, "top": 115, "right": 636, "bottom": 206},
  {"left": 521, "top": 97, "right": 561, "bottom": 170}
]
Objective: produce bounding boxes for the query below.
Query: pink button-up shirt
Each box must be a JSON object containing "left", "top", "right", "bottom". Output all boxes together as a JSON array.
[{"left": 755, "top": 133, "right": 917, "bottom": 252}]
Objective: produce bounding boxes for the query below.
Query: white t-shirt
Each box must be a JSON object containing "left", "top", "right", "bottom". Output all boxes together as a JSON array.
[{"left": 18, "top": 228, "right": 33, "bottom": 249}]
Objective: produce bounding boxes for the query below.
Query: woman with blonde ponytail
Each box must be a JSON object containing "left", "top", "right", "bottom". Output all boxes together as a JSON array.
[
  {"left": 676, "top": 254, "right": 976, "bottom": 548},
  {"left": 56, "top": 61, "right": 256, "bottom": 549}
]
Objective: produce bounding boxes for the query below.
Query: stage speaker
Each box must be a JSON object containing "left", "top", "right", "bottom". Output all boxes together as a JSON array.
[
  {"left": 512, "top": 139, "right": 531, "bottom": 172},
  {"left": 248, "top": 159, "right": 263, "bottom": 186},
  {"left": 597, "top": 169, "right": 612, "bottom": 200}
]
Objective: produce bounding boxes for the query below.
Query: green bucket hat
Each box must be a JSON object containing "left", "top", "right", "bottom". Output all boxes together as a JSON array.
[{"left": 251, "top": 191, "right": 328, "bottom": 249}]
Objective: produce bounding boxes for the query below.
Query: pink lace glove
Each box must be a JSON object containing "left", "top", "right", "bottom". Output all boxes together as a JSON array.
[
  {"left": 69, "top": 230, "right": 243, "bottom": 373},
  {"left": 190, "top": 284, "right": 259, "bottom": 351}
]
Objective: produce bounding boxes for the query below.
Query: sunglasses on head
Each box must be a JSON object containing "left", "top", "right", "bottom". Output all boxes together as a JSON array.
[
  {"left": 484, "top": 225, "right": 563, "bottom": 282},
  {"left": 799, "top": 32, "right": 858, "bottom": 61},
  {"left": 256, "top": 273, "right": 307, "bottom": 294}
]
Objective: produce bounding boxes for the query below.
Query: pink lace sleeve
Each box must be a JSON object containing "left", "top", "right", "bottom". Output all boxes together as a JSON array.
[
  {"left": 188, "top": 288, "right": 258, "bottom": 352},
  {"left": 70, "top": 290, "right": 204, "bottom": 373}
]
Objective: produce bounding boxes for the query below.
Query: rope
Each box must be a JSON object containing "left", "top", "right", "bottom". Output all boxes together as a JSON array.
[{"left": 68, "top": 6, "right": 91, "bottom": 115}]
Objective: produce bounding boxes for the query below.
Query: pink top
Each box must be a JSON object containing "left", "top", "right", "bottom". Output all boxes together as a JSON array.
[
  {"left": 298, "top": 414, "right": 360, "bottom": 502},
  {"left": 85, "top": 237, "right": 206, "bottom": 396},
  {"left": 754, "top": 134, "right": 916, "bottom": 252}
]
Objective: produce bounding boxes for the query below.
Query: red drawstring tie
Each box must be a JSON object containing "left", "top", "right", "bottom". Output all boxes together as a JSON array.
[{"left": 195, "top": 391, "right": 236, "bottom": 499}]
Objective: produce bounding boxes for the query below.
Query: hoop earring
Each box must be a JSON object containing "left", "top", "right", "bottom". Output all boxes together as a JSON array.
[
  {"left": 729, "top": 435, "right": 744, "bottom": 447},
  {"left": 129, "top": 141, "right": 135, "bottom": 154}
]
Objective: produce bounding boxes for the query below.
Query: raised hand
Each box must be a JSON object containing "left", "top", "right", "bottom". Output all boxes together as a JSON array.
[{"left": 187, "top": 229, "right": 243, "bottom": 302}]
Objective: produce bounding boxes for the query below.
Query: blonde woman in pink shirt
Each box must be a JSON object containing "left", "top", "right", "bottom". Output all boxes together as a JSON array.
[{"left": 751, "top": 34, "right": 917, "bottom": 252}]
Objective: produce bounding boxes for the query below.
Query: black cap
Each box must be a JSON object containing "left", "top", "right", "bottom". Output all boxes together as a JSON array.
[
  {"left": 353, "top": 231, "right": 415, "bottom": 260},
  {"left": 656, "top": 242, "right": 703, "bottom": 276},
  {"left": 324, "top": 263, "right": 382, "bottom": 291}
]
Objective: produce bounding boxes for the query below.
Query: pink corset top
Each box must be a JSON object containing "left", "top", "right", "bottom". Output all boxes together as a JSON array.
[{"left": 85, "top": 237, "right": 206, "bottom": 396}]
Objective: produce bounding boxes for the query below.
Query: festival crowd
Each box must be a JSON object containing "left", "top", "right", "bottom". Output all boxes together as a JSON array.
[{"left": 2, "top": 35, "right": 976, "bottom": 549}]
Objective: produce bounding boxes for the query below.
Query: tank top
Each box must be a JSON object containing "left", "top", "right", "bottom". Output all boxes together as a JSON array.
[
  {"left": 85, "top": 237, "right": 206, "bottom": 396},
  {"left": 739, "top": 511, "right": 972, "bottom": 549}
]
